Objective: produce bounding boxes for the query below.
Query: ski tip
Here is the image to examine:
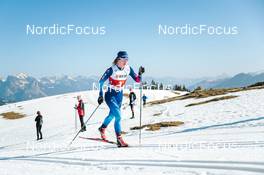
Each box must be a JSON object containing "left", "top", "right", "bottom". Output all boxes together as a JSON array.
[{"left": 117, "top": 144, "right": 129, "bottom": 148}]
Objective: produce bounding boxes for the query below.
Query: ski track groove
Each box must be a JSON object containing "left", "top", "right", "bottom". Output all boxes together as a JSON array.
[{"left": 1, "top": 155, "right": 264, "bottom": 174}]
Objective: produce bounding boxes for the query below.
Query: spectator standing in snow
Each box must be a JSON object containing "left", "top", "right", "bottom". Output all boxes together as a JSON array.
[
  {"left": 129, "top": 87, "right": 136, "bottom": 119},
  {"left": 35, "top": 111, "right": 43, "bottom": 140},
  {"left": 142, "top": 94, "right": 147, "bottom": 106},
  {"left": 75, "top": 95, "right": 86, "bottom": 132}
]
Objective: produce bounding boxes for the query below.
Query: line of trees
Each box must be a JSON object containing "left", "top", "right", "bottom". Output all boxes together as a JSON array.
[{"left": 141, "top": 80, "right": 190, "bottom": 92}]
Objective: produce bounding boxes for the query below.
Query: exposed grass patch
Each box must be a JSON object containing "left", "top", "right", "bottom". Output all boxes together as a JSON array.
[
  {"left": 123, "top": 93, "right": 129, "bottom": 98},
  {"left": 148, "top": 85, "right": 264, "bottom": 106},
  {"left": 148, "top": 96, "right": 183, "bottom": 105},
  {"left": 185, "top": 95, "right": 238, "bottom": 107},
  {"left": 1, "top": 112, "right": 26, "bottom": 120},
  {"left": 148, "top": 89, "right": 231, "bottom": 105},
  {"left": 130, "top": 121, "right": 184, "bottom": 131},
  {"left": 121, "top": 84, "right": 264, "bottom": 106},
  {"left": 248, "top": 82, "right": 264, "bottom": 88},
  {"left": 173, "top": 91, "right": 181, "bottom": 95},
  {"left": 185, "top": 89, "right": 229, "bottom": 98},
  {"left": 153, "top": 112, "right": 163, "bottom": 116},
  {"left": 121, "top": 131, "right": 128, "bottom": 135}
]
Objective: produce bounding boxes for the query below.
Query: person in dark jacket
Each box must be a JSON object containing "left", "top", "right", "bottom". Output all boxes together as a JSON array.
[
  {"left": 142, "top": 94, "right": 148, "bottom": 106},
  {"left": 129, "top": 88, "right": 136, "bottom": 119},
  {"left": 76, "top": 95, "right": 86, "bottom": 132},
  {"left": 35, "top": 111, "right": 43, "bottom": 140}
]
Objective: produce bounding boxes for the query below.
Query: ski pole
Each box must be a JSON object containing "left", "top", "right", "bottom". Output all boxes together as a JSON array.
[
  {"left": 69, "top": 104, "right": 100, "bottom": 146},
  {"left": 139, "top": 78, "right": 143, "bottom": 145},
  {"left": 74, "top": 105, "right": 77, "bottom": 131}
]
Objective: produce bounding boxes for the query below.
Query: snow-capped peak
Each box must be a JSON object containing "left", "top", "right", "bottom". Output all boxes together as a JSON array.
[
  {"left": 16, "top": 73, "right": 28, "bottom": 79},
  {"left": 64, "top": 75, "right": 75, "bottom": 81}
]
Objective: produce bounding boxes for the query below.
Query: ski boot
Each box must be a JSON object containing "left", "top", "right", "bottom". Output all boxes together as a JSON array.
[
  {"left": 116, "top": 134, "right": 128, "bottom": 147},
  {"left": 98, "top": 126, "right": 106, "bottom": 140},
  {"left": 80, "top": 127, "right": 86, "bottom": 132}
]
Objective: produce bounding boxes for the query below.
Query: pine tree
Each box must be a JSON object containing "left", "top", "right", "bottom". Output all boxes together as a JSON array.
[{"left": 159, "top": 83, "right": 164, "bottom": 90}]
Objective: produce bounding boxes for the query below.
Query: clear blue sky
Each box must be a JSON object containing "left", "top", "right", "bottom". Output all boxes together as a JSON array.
[{"left": 0, "top": 0, "right": 263, "bottom": 78}]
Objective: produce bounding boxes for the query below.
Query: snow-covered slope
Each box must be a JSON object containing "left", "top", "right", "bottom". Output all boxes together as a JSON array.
[{"left": 0, "top": 89, "right": 264, "bottom": 175}]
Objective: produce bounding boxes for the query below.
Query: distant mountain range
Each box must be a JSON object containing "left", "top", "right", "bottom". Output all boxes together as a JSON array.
[
  {"left": 141, "top": 73, "right": 229, "bottom": 89},
  {"left": 0, "top": 73, "right": 98, "bottom": 104},
  {"left": 188, "top": 71, "right": 264, "bottom": 90},
  {"left": 1, "top": 71, "right": 264, "bottom": 105}
]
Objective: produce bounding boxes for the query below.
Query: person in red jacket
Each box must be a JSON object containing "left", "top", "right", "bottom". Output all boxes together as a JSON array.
[{"left": 76, "top": 95, "right": 86, "bottom": 132}]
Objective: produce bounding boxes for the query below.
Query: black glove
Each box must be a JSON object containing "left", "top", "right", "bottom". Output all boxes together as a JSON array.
[
  {"left": 98, "top": 96, "right": 104, "bottom": 105},
  {"left": 138, "top": 66, "right": 145, "bottom": 76}
]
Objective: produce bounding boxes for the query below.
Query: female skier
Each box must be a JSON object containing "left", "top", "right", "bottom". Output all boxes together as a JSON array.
[{"left": 97, "top": 51, "right": 145, "bottom": 147}]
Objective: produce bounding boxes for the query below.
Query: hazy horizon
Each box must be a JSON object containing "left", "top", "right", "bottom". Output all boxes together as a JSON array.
[{"left": 1, "top": 69, "right": 264, "bottom": 81}]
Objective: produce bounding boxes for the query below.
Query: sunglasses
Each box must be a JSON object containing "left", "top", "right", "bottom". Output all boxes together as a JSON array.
[{"left": 120, "top": 57, "right": 128, "bottom": 61}]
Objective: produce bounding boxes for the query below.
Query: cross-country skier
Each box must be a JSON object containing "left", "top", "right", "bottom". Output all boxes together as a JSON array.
[
  {"left": 35, "top": 111, "right": 43, "bottom": 140},
  {"left": 129, "top": 87, "right": 136, "bottom": 119},
  {"left": 97, "top": 51, "right": 145, "bottom": 147},
  {"left": 76, "top": 95, "right": 86, "bottom": 132}
]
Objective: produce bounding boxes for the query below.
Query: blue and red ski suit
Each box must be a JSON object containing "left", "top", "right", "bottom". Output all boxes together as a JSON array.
[{"left": 99, "top": 64, "right": 140, "bottom": 135}]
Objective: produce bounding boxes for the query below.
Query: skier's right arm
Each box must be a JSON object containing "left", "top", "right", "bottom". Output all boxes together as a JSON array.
[{"left": 98, "top": 67, "right": 113, "bottom": 104}]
